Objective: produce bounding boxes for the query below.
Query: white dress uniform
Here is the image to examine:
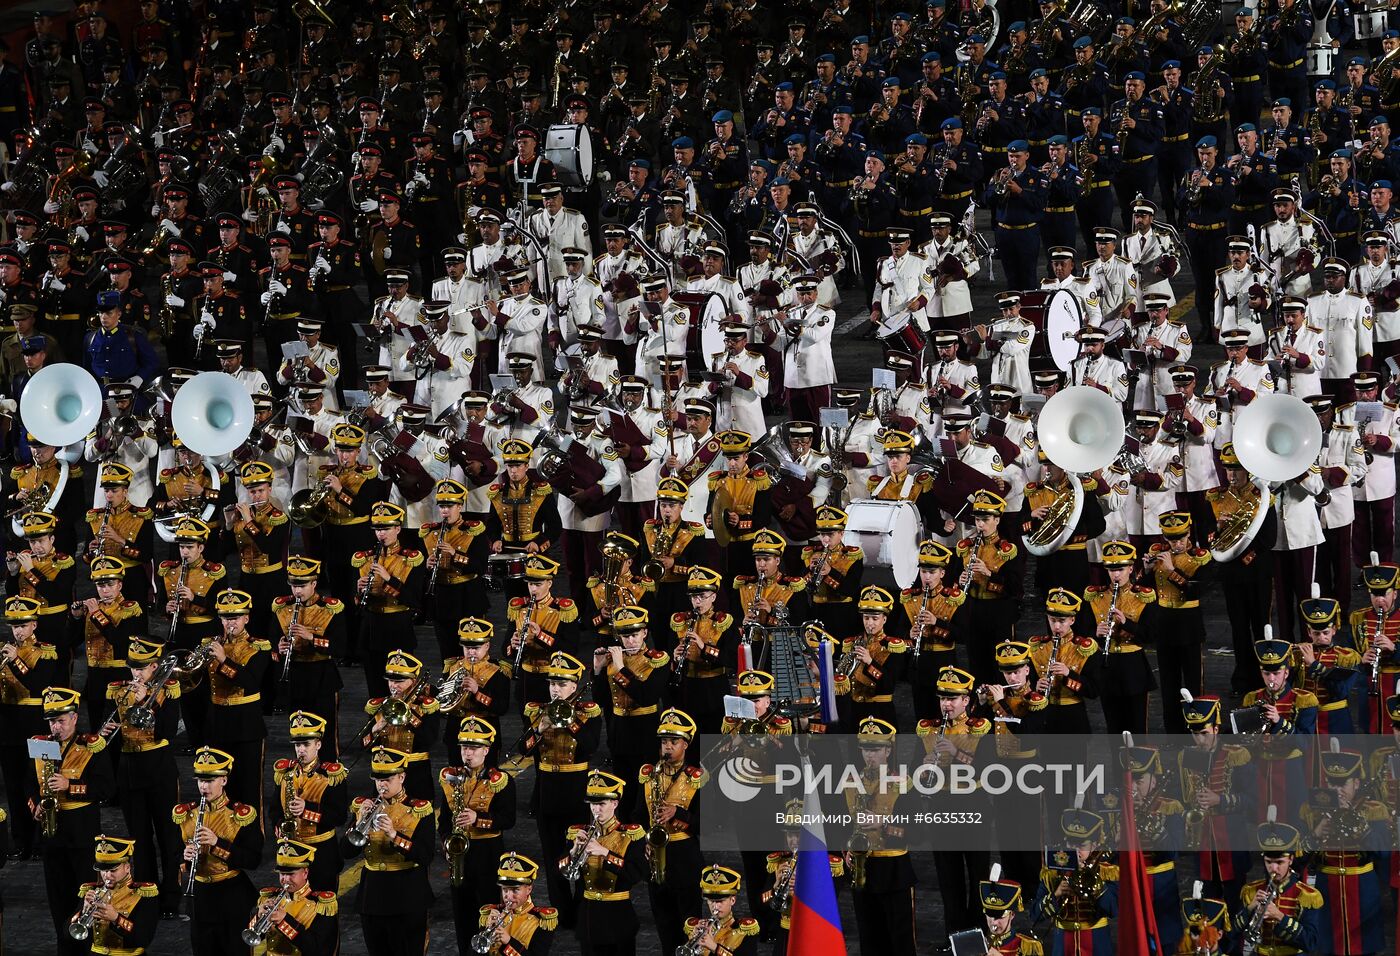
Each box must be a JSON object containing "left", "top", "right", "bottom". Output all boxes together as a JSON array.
[
  {"left": 500, "top": 381, "right": 555, "bottom": 444},
  {"left": 653, "top": 218, "right": 707, "bottom": 285},
  {"left": 1207, "top": 357, "right": 1276, "bottom": 448},
  {"left": 389, "top": 432, "right": 452, "bottom": 531},
  {"left": 924, "top": 355, "right": 980, "bottom": 416},
  {"left": 919, "top": 234, "right": 977, "bottom": 322},
  {"left": 1272, "top": 465, "right": 1326, "bottom": 552},
  {"left": 987, "top": 412, "right": 1037, "bottom": 511},
  {"left": 790, "top": 448, "right": 835, "bottom": 510},
  {"left": 635, "top": 298, "right": 692, "bottom": 384},
  {"left": 736, "top": 259, "right": 793, "bottom": 310},
  {"left": 397, "top": 330, "right": 474, "bottom": 418},
  {"left": 771, "top": 302, "right": 836, "bottom": 392},
  {"left": 838, "top": 413, "right": 886, "bottom": 505},
  {"left": 1265, "top": 322, "right": 1327, "bottom": 397},
  {"left": 981, "top": 317, "right": 1035, "bottom": 396},
  {"left": 368, "top": 387, "right": 408, "bottom": 424},
  {"left": 1129, "top": 317, "right": 1193, "bottom": 408},
  {"left": 1091, "top": 468, "right": 1132, "bottom": 563},
  {"left": 1172, "top": 395, "right": 1220, "bottom": 493},
  {"left": 889, "top": 380, "right": 933, "bottom": 438},
  {"left": 648, "top": 427, "right": 724, "bottom": 527},
  {"left": 557, "top": 430, "right": 623, "bottom": 534},
  {"left": 1120, "top": 434, "right": 1184, "bottom": 536},
  {"left": 875, "top": 250, "right": 930, "bottom": 333},
  {"left": 1315, "top": 423, "right": 1367, "bottom": 531},
  {"left": 290, "top": 406, "right": 344, "bottom": 493},
  {"left": 1213, "top": 264, "right": 1272, "bottom": 346},
  {"left": 1259, "top": 216, "right": 1317, "bottom": 297},
  {"left": 82, "top": 421, "right": 159, "bottom": 507},
  {"left": 276, "top": 343, "right": 340, "bottom": 410},
  {"left": 228, "top": 365, "right": 272, "bottom": 399},
  {"left": 790, "top": 226, "right": 845, "bottom": 307},
  {"left": 1306, "top": 287, "right": 1374, "bottom": 383},
  {"left": 1350, "top": 257, "right": 1400, "bottom": 349},
  {"left": 1071, "top": 352, "right": 1131, "bottom": 402},
  {"left": 1122, "top": 227, "right": 1178, "bottom": 311},
  {"left": 592, "top": 249, "right": 649, "bottom": 341},
  {"left": 550, "top": 273, "right": 606, "bottom": 358},
  {"left": 611, "top": 402, "right": 663, "bottom": 505},
  {"left": 223, "top": 423, "right": 296, "bottom": 506},
  {"left": 1086, "top": 253, "right": 1137, "bottom": 330},
  {"left": 686, "top": 272, "right": 749, "bottom": 320},
  {"left": 432, "top": 273, "right": 485, "bottom": 334},
  {"left": 466, "top": 237, "right": 527, "bottom": 280},
  {"left": 525, "top": 206, "right": 592, "bottom": 284},
  {"left": 710, "top": 346, "right": 768, "bottom": 439},
  {"left": 493, "top": 292, "right": 550, "bottom": 379},
  {"left": 1039, "top": 273, "right": 1103, "bottom": 327},
  {"left": 568, "top": 351, "right": 621, "bottom": 405},
  {"left": 1353, "top": 399, "right": 1399, "bottom": 503},
  {"left": 375, "top": 294, "right": 424, "bottom": 372}
]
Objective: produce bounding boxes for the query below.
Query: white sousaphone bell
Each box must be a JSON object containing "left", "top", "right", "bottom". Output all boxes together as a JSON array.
[
  {"left": 13, "top": 363, "right": 104, "bottom": 536},
  {"left": 1208, "top": 393, "right": 1322, "bottom": 562},
  {"left": 154, "top": 372, "right": 254, "bottom": 544},
  {"left": 1026, "top": 386, "right": 1126, "bottom": 556}
]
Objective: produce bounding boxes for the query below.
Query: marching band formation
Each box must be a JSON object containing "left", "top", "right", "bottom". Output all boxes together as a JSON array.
[{"left": 3, "top": 0, "right": 1400, "bottom": 954}]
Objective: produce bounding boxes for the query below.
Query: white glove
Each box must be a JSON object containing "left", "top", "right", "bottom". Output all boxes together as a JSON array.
[
  {"left": 151, "top": 204, "right": 162, "bottom": 218},
  {"left": 257, "top": 186, "right": 271, "bottom": 199},
  {"left": 167, "top": 294, "right": 186, "bottom": 308},
  {"left": 382, "top": 246, "right": 392, "bottom": 260},
  {"left": 314, "top": 257, "right": 331, "bottom": 273},
  {"left": 467, "top": 205, "right": 482, "bottom": 218},
  {"left": 152, "top": 131, "right": 165, "bottom": 148},
  {"left": 358, "top": 199, "right": 379, "bottom": 213},
  {"left": 452, "top": 130, "right": 466, "bottom": 147},
  {"left": 293, "top": 172, "right": 304, "bottom": 182},
  {"left": 92, "top": 171, "right": 109, "bottom": 188},
  {"left": 405, "top": 180, "right": 419, "bottom": 198},
  {"left": 73, "top": 226, "right": 89, "bottom": 242},
  {"left": 16, "top": 239, "right": 30, "bottom": 253},
  {"left": 242, "top": 208, "right": 258, "bottom": 222},
  {"left": 262, "top": 142, "right": 280, "bottom": 158},
  {"left": 83, "top": 138, "right": 97, "bottom": 154},
  {"left": 413, "top": 171, "right": 429, "bottom": 185},
  {"left": 0, "top": 181, "right": 16, "bottom": 193},
  {"left": 128, "top": 376, "right": 143, "bottom": 390},
  {"left": 200, "top": 310, "right": 216, "bottom": 328},
  {"left": 456, "top": 232, "right": 468, "bottom": 244},
  {"left": 44, "top": 199, "right": 61, "bottom": 214},
  {"left": 269, "top": 280, "right": 288, "bottom": 296},
  {"left": 159, "top": 218, "right": 180, "bottom": 237},
  {"left": 271, "top": 135, "right": 286, "bottom": 151},
  {"left": 273, "top": 220, "right": 291, "bottom": 235},
  {"left": 260, "top": 291, "right": 274, "bottom": 305},
  {"left": 49, "top": 278, "right": 66, "bottom": 292},
  {"left": 222, "top": 271, "right": 237, "bottom": 283}
]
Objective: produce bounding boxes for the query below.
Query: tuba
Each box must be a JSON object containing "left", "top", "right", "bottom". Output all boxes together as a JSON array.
[
  {"left": 1023, "top": 474, "right": 1085, "bottom": 556},
  {"left": 1209, "top": 478, "right": 1271, "bottom": 562}
]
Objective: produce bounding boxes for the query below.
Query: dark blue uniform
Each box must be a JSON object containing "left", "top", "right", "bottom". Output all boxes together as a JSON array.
[
  {"left": 84, "top": 322, "right": 161, "bottom": 386},
  {"left": 1022, "top": 91, "right": 1069, "bottom": 160},
  {"left": 931, "top": 138, "right": 983, "bottom": 216},
  {"left": 1226, "top": 146, "right": 1280, "bottom": 236},
  {"left": 1056, "top": 60, "right": 1111, "bottom": 124},
  {"left": 1042, "top": 160, "right": 1082, "bottom": 259},
  {"left": 985, "top": 160, "right": 1048, "bottom": 291},
  {"left": 1226, "top": 38, "right": 1268, "bottom": 134},
  {"left": 1264, "top": 5, "right": 1314, "bottom": 111},
  {"left": 1074, "top": 128, "right": 1122, "bottom": 251},
  {"left": 809, "top": 127, "right": 870, "bottom": 213},
  {"left": 845, "top": 173, "right": 898, "bottom": 294},
  {"left": 1155, "top": 86, "right": 1195, "bottom": 223},
  {"left": 1304, "top": 178, "right": 1366, "bottom": 263},
  {"left": 1110, "top": 94, "right": 1165, "bottom": 230},
  {"left": 1179, "top": 164, "right": 1236, "bottom": 332}
]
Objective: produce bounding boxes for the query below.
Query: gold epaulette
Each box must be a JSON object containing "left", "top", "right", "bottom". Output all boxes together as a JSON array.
[
  {"left": 684, "top": 766, "right": 709, "bottom": 789},
  {"left": 486, "top": 768, "right": 508, "bottom": 793},
  {"left": 37, "top": 643, "right": 57, "bottom": 660},
  {"left": 408, "top": 798, "right": 433, "bottom": 819},
  {"left": 80, "top": 733, "right": 108, "bottom": 754},
  {"left": 642, "top": 649, "right": 669, "bottom": 670},
  {"left": 232, "top": 803, "right": 257, "bottom": 825},
  {"left": 249, "top": 637, "right": 272, "bottom": 651},
  {"left": 555, "top": 598, "right": 578, "bottom": 623},
  {"left": 134, "top": 883, "right": 158, "bottom": 899},
  {"left": 578, "top": 701, "right": 603, "bottom": 719},
  {"left": 314, "top": 890, "right": 337, "bottom": 916},
  {"left": 735, "top": 917, "right": 760, "bottom": 937},
  {"left": 620, "top": 822, "right": 645, "bottom": 841},
  {"left": 534, "top": 906, "right": 559, "bottom": 931},
  {"left": 323, "top": 762, "right": 348, "bottom": 785}
]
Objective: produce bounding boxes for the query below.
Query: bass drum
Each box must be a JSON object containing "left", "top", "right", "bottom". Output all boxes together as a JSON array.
[
  {"left": 844, "top": 500, "right": 921, "bottom": 589},
  {"left": 1045, "top": 289, "right": 1085, "bottom": 372},
  {"left": 545, "top": 124, "right": 595, "bottom": 188},
  {"left": 1013, "top": 290, "right": 1053, "bottom": 358},
  {"left": 671, "top": 290, "right": 726, "bottom": 371}
]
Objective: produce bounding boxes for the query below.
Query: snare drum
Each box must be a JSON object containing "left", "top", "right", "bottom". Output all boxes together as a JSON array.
[
  {"left": 544, "top": 124, "right": 595, "bottom": 187},
  {"left": 1355, "top": 10, "right": 1389, "bottom": 39},
  {"left": 484, "top": 553, "right": 527, "bottom": 591},
  {"left": 844, "top": 500, "right": 922, "bottom": 588},
  {"left": 1307, "top": 42, "right": 1336, "bottom": 77}
]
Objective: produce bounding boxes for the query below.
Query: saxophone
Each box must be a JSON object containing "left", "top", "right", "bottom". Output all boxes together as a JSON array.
[
  {"left": 39, "top": 755, "right": 58, "bottom": 839},
  {"left": 277, "top": 764, "right": 299, "bottom": 840},
  {"left": 444, "top": 770, "right": 472, "bottom": 885},
  {"left": 647, "top": 766, "right": 669, "bottom": 883}
]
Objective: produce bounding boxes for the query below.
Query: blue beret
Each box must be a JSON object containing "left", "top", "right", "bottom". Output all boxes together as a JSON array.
[
  {"left": 1385, "top": 28, "right": 1400, "bottom": 38},
  {"left": 1162, "top": 60, "right": 1180, "bottom": 70},
  {"left": 776, "top": 81, "right": 794, "bottom": 91},
  {"left": 671, "top": 136, "right": 694, "bottom": 149},
  {"left": 1030, "top": 68, "right": 1048, "bottom": 78},
  {"left": 1332, "top": 148, "right": 1353, "bottom": 158},
  {"left": 968, "top": 33, "right": 986, "bottom": 43},
  {"left": 1125, "top": 70, "right": 1146, "bottom": 81},
  {"left": 882, "top": 76, "right": 901, "bottom": 86},
  {"left": 712, "top": 110, "right": 734, "bottom": 123},
  {"left": 892, "top": 12, "right": 911, "bottom": 21},
  {"left": 928, "top": 0, "right": 945, "bottom": 6},
  {"left": 1197, "top": 45, "right": 1214, "bottom": 54},
  {"left": 1048, "top": 134, "right": 1069, "bottom": 145},
  {"left": 1009, "top": 20, "right": 1027, "bottom": 31},
  {"left": 1196, "top": 135, "right": 1217, "bottom": 148},
  {"left": 852, "top": 35, "right": 870, "bottom": 44},
  {"left": 1348, "top": 56, "right": 1368, "bottom": 66},
  {"left": 1237, "top": 5, "right": 1256, "bottom": 13},
  {"left": 989, "top": 70, "right": 1007, "bottom": 80},
  {"left": 906, "top": 133, "right": 928, "bottom": 145},
  {"left": 785, "top": 133, "right": 805, "bottom": 144},
  {"left": 96, "top": 290, "right": 121, "bottom": 310},
  {"left": 868, "top": 150, "right": 886, "bottom": 163},
  {"left": 1235, "top": 122, "right": 1257, "bottom": 133},
  {"left": 1072, "top": 36, "right": 1093, "bottom": 48},
  {"left": 1372, "top": 179, "right": 1393, "bottom": 190},
  {"left": 754, "top": 159, "right": 775, "bottom": 173},
  {"left": 1272, "top": 97, "right": 1292, "bottom": 108},
  {"left": 770, "top": 176, "right": 791, "bottom": 187},
  {"left": 922, "top": 51, "right": 941, "bottom": 62},
  {"left": 1315, "top": 79, "right": 1336, "bottom": 91},
  {"left": 1372, "top": 114, "right": 1391, "bottom": 126},
  {"left": 630, "top": 158, "right": 652, "bottom": 169},
  {"left": 941, "top": 117, "right": 962, "bottom": 129},
  {"left": 1083, "top": 106, "right": 1103, "bottom": 117},
  {"left": 1008, "top": 139, "right": 1030, "bottom": 152},
  {"left": 818, "top": 53, "right": 836, "bottom": 63},
  {"left": 834, "top": 105, "right": 853, "bottom": 114},
  {"left": 1116, "top": 16, "right": 1136, "bottom": 25}
]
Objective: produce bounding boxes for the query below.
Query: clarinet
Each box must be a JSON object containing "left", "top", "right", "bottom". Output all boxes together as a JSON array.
[
  {"left": 1102, "top": 582, "right": 1122, "bottom": 654},
  {"left": 358, "top": 544, "right": 383, "bottom": 606},
  {"left": 1371, "top": 608, "right": 1389, "bottom": 696},
  {"left": 169, "top": 558, "right": 189, "bottom": 644},
  {"left": 280, "top": 599, "right": 302, "bottom": 684},
  {"left": 183, "top": 795, "right": 208, "bottom": 896},
  {"left": 957, "top": 532, "right": 984, "bottom": 590}
]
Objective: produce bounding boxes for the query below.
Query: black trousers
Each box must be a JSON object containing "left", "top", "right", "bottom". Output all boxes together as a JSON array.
[
  {"left": 932, "top": 849, "right": 990, "bottom": 934},
  {"left": 360, "top": 609, "right": 418, "bottom": 700},
  {"left": 119, "top": 765, "right": 185, "bottom": 911},
  {"left": 44, "top": 843, "right": 90, "bottom": 956},
  {"left": 1220, "top": 555, "right": 1274, "bottom": 694},
  {"left": 450, "top": 840, "right": 504, "bottom": 956},
  {"left": 0, "top": 741, "right": 37, "bottom": 852},
  {"left": 362, "top": 910, "right": 429, "bottom": 956},
  {"left": 1158, "top": 642, "right": 1204, "bottom": 735},
  {"left": 537, "top": 810, "right": 577, "bottom": 928},
  {"left": 851, "top": 885, "right": 917, "bottom": 955},
  {"left": 966, "top": 598, "right": 1018, "bottom": 685},
  {"left": 648, "top": 838, "right": 703, "bottom": 956}
]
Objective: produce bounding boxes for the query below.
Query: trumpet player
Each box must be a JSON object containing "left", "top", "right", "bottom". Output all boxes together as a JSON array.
[
  {"left": 70, "top": 835, "right": 158, "bottom": 955},
  {"left": 926, "top": 330, "right": 981, "bottom": 419},
  {"left": 1235, "top": 818, "right": 1322, "bottom": 956},
  {"left": 439, "top": 618, "right": 511, "bottom": 767},
  {"left": 401, "top": 301, "right": 474, "bottom": 419},
  {"left": 30, "top": 687, "right": 114, "bottom": 954},
  {"left": 561, "top": 770, "right": 647, "bottom": 955},
  {"left": 71, "top": 556, "right": 142, "bottom": 730},
  {"left": 1245, "top": 638, "right": 1319, "bottom": 810},
  {"left": 671, "top": 567, "right": 738, "bottom": 733},
  {"left": 339, "top": 747, "right": 435, "bottom": 956},
  {"left": 273, "top": 711, "right": 347, "bottom": 894},
  {"left": 1212, "top": 235, "right": 1271, "bottom": 352},
  {"left": 1, "top": 596, "right": 58, "bottom": 862},
  {"left": 353, "top": 502, "right": 428, "bottom": 699},
  {"left": 8, "top": 511, "right": 78, "bottom": 675},
  {"left": 246, "top": 839, "right": 339, "bottom": 956},
  {"left": 441, "top": 716, "right": 517, "bottom": 951},
  {"left": 363, "top": 651, "right": 440, "bottom": 801},
  {"left": 681, "top": 866, "right": 760, "bottom": 956},
  {"left": 477, "top": 852, "right": 558, "bottom": 956},
  {"left": 1351, "top": 231, "right": 1400, "bottom": 364},
  {"left": 978, "top": 866, "right": 1038, "bottom": 956},
  {"left": 1030, "top": 809, "right": 1117, "bottom": 956},
  {"left": 770, "top": 277, "right": 837, "bottom": 425},
  {"left": 422, "top": 479, "right": 489, "bottom": 663},
  {"left": 640, "top": 708, "right": 706, "bottom": 954}
]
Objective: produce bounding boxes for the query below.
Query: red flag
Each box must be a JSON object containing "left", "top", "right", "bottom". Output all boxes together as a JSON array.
[{"left": 1118, "top": 769, "right": 1163, "bottom": 955}]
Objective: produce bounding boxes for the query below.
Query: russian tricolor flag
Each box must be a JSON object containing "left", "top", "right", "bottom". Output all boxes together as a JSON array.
[{"left": 787, "top": 783, "right": 848, "bottom": 954}]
